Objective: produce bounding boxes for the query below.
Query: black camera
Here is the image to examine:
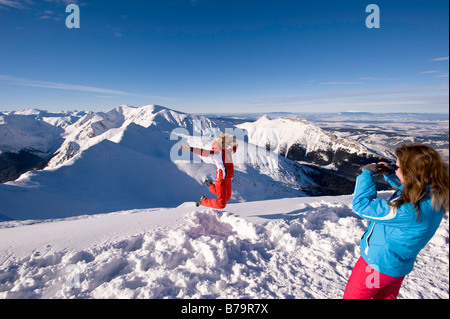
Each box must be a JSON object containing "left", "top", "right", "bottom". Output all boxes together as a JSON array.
[{"left": 375, "top": 164, "right": 393, "bottom": 175}]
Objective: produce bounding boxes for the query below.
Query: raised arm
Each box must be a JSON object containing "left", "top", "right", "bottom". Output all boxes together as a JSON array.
[
  {"left": 180, "top": 144, "right": 216, "bottom": 157},
  {"left": 352, "top": 169, "right": 415, "bottom": 226}
]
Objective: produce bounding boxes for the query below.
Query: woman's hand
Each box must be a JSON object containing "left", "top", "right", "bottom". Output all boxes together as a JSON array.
[
  {"left": 180, "top": 144, "right": 191, "bottom": 150},
  {"left": 361, "top": 162, "right": 394, "bottom": 175},
  {"left": 377, "top": 162, "right": 394, "bottom": 175}
]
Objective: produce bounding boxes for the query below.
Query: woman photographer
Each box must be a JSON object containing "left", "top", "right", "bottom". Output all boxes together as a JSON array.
[{"left": 343, "top": 143, "right": 449, "bottom": 299}]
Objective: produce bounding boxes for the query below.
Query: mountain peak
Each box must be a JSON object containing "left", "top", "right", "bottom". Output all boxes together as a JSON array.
[
  {"left": 139, "top": 104, "right": 183, "bottom": 114},
  {"left": 259, "top": 114, "right": 272, "bottom": 121}
]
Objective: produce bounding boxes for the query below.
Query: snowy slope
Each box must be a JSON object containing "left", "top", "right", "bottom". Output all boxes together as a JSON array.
[
  {"left": 0, "top": 195, "right": 448, "bottom": 299},
  {"left": 0, "top": 113, "right": 64, "bottom": 156},
  {"left": 0, "top": 105, "right": 318, "bottom": 220}
]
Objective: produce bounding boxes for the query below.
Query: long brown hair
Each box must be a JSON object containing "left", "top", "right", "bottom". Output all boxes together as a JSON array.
[{"left": 390, "top": 144, "right": 449, "bottom": 216}]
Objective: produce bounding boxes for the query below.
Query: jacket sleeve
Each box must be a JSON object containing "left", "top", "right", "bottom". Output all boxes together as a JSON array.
[
  {"left": 383, "top": 174, "right": 402, "bottom": 188},
  {"left": 190, "top": 147, "right": 216, "bottom": 158},
  {"left": 352, "top": 170, "right": 416, "bottom": 226}
]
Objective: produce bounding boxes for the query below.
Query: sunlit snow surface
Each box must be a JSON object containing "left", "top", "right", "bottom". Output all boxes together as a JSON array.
[{"left": 0, "top": 195, "right": 448, "bottom": 299}]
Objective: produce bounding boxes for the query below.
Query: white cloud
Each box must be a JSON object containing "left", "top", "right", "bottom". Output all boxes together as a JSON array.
[
  {"left": 0, "top": 0, "right": 27, "bottom": 9},
  {"left": 359, "top": 77, "right": 383, "bottom": 81},
  {"left": 43, "top": 0, "right": 79, "bottom": 5},
  {"left": 248, "top": 86, "right": 449, "bottom": 105},
  {"left": 320, "top": 82, "right": 363, "bottom": 85},
  {"left": 0, "top": 75, "right": 136, "bottom": 96},
  {"left": 359, "top": 77, "right": 399, "bottom": 81},
  {"left": 431, "top": 57, "right": 449, "bottom": 62},
  {"left": 0, "top": 0, "right": 79, "bottom": 12},
  {"left": 0, "top": 75, "right": 173, "bottom": 100}
]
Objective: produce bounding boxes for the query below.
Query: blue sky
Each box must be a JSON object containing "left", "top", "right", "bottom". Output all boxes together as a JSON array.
[{"left": 0, "top": 0, "right": 448, "bottom": 114}]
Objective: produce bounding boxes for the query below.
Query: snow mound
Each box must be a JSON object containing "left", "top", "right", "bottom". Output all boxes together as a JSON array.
[{"left": 1, "top": 197, "right": 447, "bottom": 299}]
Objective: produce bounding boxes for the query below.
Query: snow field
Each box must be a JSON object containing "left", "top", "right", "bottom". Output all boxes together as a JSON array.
[{"left": 1, "top": 197, "right": 447, "bottom": 299}]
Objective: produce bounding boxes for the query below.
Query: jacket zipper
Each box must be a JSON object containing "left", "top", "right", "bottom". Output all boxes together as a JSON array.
[{"left": 364, "top": 223, "right": 375, "bottom": 255}]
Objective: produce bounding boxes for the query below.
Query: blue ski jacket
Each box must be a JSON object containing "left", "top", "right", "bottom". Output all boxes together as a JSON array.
[{"left": 352, "top": 170, "right": 444, "bottom": 277}]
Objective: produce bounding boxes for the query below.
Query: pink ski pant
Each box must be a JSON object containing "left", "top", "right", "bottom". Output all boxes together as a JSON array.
[{"left": 343, "top": 256, "right": 405, "bottom": 299}]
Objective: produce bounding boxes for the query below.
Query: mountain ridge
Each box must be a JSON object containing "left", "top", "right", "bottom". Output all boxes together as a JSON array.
[{"left": 0, "top": 104, "right": 387, "bottom": 220}]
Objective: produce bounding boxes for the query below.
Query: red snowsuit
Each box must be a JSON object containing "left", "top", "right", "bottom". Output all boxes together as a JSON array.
[{"left": 191, "top": 141, "right": 237, "bottom": 209}]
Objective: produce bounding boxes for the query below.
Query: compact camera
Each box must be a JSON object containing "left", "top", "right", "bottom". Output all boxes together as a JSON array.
[{"left": 375, "top": 164, "right": 393, "bottom": 175}]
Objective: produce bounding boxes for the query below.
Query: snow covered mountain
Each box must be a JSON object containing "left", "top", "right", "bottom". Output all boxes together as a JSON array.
[
  {"left": 45, "top": 105, "right": 216, "bottom": 169},
  {"left": 1, "top": 105, "right": 337, "bottom": 221},
  {"left": 237, "top": 115, "right": 383, "bottom": 175},
  {"left": 0, "top": 108, "right": 88, "bottom": 155},
  {"left": 0, "top": 109, "right": 87, "bottom": 183},
  {"left": 4, "top": 104, "right": 421, "bottom": 221}
]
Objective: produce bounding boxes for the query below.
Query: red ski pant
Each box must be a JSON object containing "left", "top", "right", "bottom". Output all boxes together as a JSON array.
[
  {"left": 343, "top": 256, "right": 405, "bottom": 299},
  {"left": 202, "top": 178, "right": 232, "bottom": 209}
]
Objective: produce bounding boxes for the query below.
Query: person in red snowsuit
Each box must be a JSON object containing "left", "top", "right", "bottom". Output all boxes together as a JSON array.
[{"left": 181, "top": 134, "right": 237, "bottom": 209}]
